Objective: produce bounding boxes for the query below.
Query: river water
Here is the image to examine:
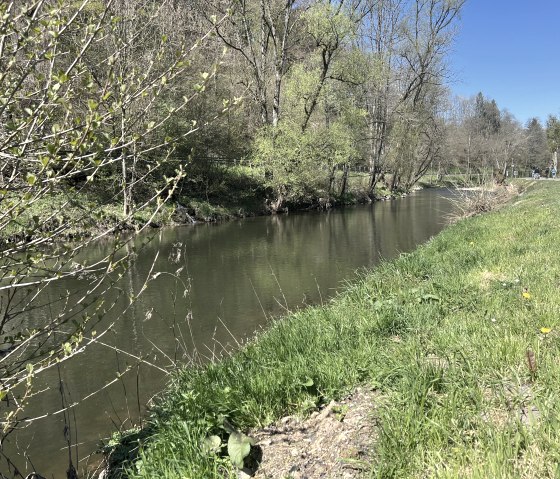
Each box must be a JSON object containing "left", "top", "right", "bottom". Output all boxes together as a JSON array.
[{"left": 4, "top": 188, "right": 456, "bottom": 477}]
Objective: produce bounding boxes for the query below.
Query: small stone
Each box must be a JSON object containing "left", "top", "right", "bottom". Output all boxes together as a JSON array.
[{"left": 281, "top": 415, "right": 294, "bottom": 425}]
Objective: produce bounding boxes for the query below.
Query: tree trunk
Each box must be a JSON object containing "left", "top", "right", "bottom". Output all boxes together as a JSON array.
[
  {"left": 270, "top": 191, "right": 284, "bottom": 213},
  {"left": 390, "top": 172, "right": 399, "bottom": 192},
  {"left": 328, "top": 165, "right": 337, "bottom": 196},
  {"left": 122, "top": 155, "right": 130, "bottom": 216},
  {"left": 339, "top": 163, "right": 349, "bottom": 196}
]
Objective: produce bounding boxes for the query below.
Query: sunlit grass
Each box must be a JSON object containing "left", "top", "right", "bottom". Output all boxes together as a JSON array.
[{"left": 111, "top": 180, "right": 560, "bottom": 478}]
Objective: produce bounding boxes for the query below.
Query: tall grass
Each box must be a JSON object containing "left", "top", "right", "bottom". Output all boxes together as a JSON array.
[
  {"left": 447, "top": 182, "right": 527, "bottom": 220},
  {"left": 111, "top": 180, "right": 560, "bottom": 478}
]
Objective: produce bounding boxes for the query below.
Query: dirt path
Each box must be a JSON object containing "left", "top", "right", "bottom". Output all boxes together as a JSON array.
[{"left": 242, "top": 387, "right": 378, "bottom": 479}]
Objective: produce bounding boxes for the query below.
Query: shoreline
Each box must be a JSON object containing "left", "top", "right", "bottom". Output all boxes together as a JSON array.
[
  {"left": 101, "top": 180, "right": 560, "bottom": 478},
  {"left": 0, "top": 186, "right": 415, "bottom": 245}
]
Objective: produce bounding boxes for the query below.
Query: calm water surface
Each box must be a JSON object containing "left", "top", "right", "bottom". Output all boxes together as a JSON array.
[{"left": 6, "top": 189, "right": 456, "bottom": 477}]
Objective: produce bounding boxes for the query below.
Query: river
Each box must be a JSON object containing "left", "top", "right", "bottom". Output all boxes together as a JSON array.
[{"left": 4, "top": 188, "right": 457, "bottom": 477}]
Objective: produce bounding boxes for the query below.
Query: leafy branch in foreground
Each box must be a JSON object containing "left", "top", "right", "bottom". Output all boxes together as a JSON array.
[{"left": 0, "top": 0, "right": 236, "bottom": 465}]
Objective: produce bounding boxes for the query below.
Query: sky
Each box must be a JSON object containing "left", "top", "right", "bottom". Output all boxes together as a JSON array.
[{"left": 449, "top": 0, "right": 560, "bottom": 126}]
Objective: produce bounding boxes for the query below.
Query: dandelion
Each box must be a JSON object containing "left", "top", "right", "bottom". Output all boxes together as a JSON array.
[
  {"left": 522, "top": 288, "right": 531, "bottom": 300},
  {"left": 540, "top": 327, "right": 552, "bottom": 334}
]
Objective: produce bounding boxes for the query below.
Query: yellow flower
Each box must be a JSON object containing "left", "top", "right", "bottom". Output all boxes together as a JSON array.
[
  {"left": 540, "top": 327, "right": 552, "bottom": 334},
  {"left": 522, "top": 292, "right": 531, "bottom": 299}
]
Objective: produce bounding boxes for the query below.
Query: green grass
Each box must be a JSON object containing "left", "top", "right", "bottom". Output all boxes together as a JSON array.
[
  {"left": 0, "top": 188, "right": 178, "bottom": 242},
  {"left": 110, "top": 181, "right": 560, "bottom": 478}
]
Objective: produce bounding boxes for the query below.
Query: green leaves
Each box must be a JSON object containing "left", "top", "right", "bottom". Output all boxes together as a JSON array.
[
  {"left": 202, "top": 435, "right": 221, "bottom": 455},
  {"left": 301, "top": 376, "right": 314, "bottom": 387},
  {"left": 202, "top": 418, "right": 255, "bottom": 469},
  {"left": 25, "top": 173, "right": 37, "bottom": 186},
  {"left": 227, "top": 431, "right": 254, "bottom": 469},
  {"left": 53, "top": 72, "right": 69, "bottom": 84}
]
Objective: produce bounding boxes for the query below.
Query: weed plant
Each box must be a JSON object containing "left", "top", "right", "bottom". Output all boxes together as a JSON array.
[{"left": 114, "top": 181, "right": 560, "bottom": 478}]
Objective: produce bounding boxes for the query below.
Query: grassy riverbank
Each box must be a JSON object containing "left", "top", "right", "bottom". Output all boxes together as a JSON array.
[{"left": 108, "top": 180, "right": 560, "bottom": 478}]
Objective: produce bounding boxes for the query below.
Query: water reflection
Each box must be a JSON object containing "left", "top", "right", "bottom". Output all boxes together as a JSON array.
[{"left": 4, "top": 189, "right": 456, "bottom": 477}]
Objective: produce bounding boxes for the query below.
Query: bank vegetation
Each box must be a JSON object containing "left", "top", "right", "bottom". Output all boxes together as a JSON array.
[{"left": 102, "top": 181, "right": 560, "bottom": 478}]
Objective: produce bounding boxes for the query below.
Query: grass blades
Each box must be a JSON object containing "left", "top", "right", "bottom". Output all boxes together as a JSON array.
[{"left": 112, "top": 181, "right": 560, "bottom": 479}]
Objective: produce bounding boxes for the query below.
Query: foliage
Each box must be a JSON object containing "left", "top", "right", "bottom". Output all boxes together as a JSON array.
[
  {"left": 526, "top": 118, "right": 549, "bottom": 170},
  {"left": 546, "top": 115, "right": 560, "bottom": 156},
  {"left": 0, "top": 0, "right": 231, "bottom": 466},
  {"left": 444, "top": 93, "right": 531, "bottom": 182},
  {"left": 253, "top": 120, "right": 358, "bottom": 209}
]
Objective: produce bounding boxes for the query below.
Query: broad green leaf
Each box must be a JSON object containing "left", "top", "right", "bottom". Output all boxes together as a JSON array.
[
  {"left": 202, "top": 435, "right": 221, "bottom": 455},
  {"left": 26, "top": 173, "right": 37, "bottom": 186},
  {"left": 227, "top": 432, "right": 253, "bottom": 469}
]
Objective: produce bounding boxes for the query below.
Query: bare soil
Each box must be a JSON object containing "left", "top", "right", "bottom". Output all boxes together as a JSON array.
[{"left": 242, "top": 387, "right": 378, "bottom": 479}]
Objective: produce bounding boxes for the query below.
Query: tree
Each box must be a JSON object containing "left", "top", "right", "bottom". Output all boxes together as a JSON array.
[
  {"left": 379, "top": 0, "right": 465, "bottom": 191},
  {"left": 526, "top": 118, "right": 549, "bottom": 172},
  {"left": 474, "top": 92, "right": 501, "bottom": 137},
  {"left": 298, "top": 0, "right": 361, "bottom": 132},
  {"left": 546, "top": 115, "right": 560, "bottom": 169},
  {"left": 358, "top": 0, "right": 403, "bottom": 196},
  {"left": 491, "top": 110, "right": 525, "bottom": 179},
  {"left": 212, "top": 0, "right": 300, "bottom": 127},
  {"left": 0, "top": 1, "right": 229, "bottom": 471}
]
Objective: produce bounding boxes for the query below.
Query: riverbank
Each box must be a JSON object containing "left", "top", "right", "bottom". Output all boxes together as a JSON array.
[
  {"left": 106, "top": 180, "right": 560, "bottom": 478},
  {"left": 1, "top": 161, "right": 481, "bottom": 245},
  {"left": 0, "top": 169, "right": 400, "bottom": 243}
]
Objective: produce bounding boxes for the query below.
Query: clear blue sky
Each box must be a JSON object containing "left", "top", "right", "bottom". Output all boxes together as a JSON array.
[{"left": 450, "top": 0, "right": 560, "bottom": 125}]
